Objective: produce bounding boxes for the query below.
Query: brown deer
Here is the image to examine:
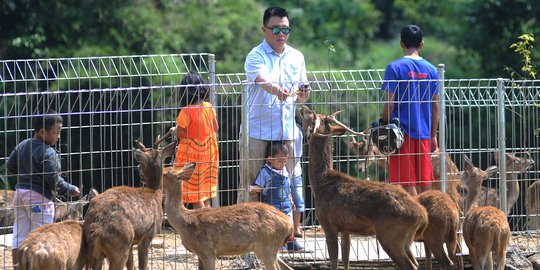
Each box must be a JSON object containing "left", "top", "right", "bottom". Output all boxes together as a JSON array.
[
  {"left": 161, "top": 163, "right": 293, "bottom": 270},
  {"left": 83, "top": 132, "right": 175, "bottom": 270},
  {"left": 477, "top": 152, "right": 534, "bottom": 213},
  {"left": 415, "top": 190, "right": 460, "bottom": 270},
  {"left": 18, "top": 220, "right": 86, "bottom": 270},
  {"left": 347, "top": 134, "right": 461, "bottom": 270},
  {"left": 526, "top": 179, "right": 540, "bottom": 230},
  {"left": 347, "top": 137, "right": 462, "bottom": 206},
  {"left": 461, "top": 156, "right": 510, "bottom": 270},
  {"left": 300, "top": 106, "right": 428, "bottom": 270},
  {"left": 18, "top": 188, "right": 98, "bottom": 270}
]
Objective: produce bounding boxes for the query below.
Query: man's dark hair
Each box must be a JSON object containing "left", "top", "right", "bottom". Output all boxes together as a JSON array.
[
  {"left": 179, "top": 71, "right": 209, "bottom": 106},
  {"left": 33, "top": 109, "right": 63, "bottom": 132},
  {"left": 265, "top": 141, "right": 289, "bottom": 158},
  {"left": 263, "top": 6, "right": 288, "bottom": 26},
  {"left": 401, "top": 25, "right": 423, "bottom": 49}
]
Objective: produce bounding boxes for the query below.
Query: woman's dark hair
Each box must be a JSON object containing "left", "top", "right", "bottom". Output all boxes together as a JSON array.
[
  {"left": 33, "top": 109, "right": 63, "bottom": 132},
  {"left": 265, "top": 141, "right": 289, "bottom": 158},
  {"left": 263, "top": 6, "right": 288, "bottom": 26},
  {"left": 179, "top": 71, "right": 209, "bottom": 106},
  {"left": 401, "top": 25, "right": 423, "bottom": 49}
]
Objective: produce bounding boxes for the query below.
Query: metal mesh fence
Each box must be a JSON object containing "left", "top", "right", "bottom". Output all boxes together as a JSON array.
[{"left": 0, "top": 54, "right": 539, "bottom": 269}]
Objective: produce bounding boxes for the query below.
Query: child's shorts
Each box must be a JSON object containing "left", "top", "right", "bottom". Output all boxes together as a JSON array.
[
  {"left": 12, "top": 189, "right": 54, "bottom": 249},
  {"left": 291, "top": 176, "right": 305, "bottom": 212}
]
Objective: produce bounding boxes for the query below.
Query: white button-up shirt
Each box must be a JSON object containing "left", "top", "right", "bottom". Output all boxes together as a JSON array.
[{"left": 244, "top": 39, "right": 307, "bottom": 141}]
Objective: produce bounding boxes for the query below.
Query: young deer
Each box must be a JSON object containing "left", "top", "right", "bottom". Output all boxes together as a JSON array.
[
  {"left": 18, "top": 188, "right": 98, "bottom": 270},
  {"left": 477, "top": 153, "right": 534, "bottom": 213},
  {"left": 300, "top": 106, "right": 428, "bottom": 270},
  {"left": 18, "top": 220, "right": 86, "bottom": 270},
  {"left": 461, "top": 156, "right": 510, "bottom": 270},
  {"left": 83, "top": 132, "right": 175, "bottom": 270},
  {"left": 415, "top": 190, "right": 460, "bottom": 270},
  {"left": 161, "top": 163, "right": 293, "bottom": 270}
]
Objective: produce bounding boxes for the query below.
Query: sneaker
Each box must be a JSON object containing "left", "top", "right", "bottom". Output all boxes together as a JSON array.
[
  {"left": 279, "top": 245, "right": 288, "bottom": 253},
  {"left": 287, "top": 240, "right": 304, "bottom": 252}
]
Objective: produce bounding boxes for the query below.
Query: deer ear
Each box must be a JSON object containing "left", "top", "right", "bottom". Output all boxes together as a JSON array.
[
  {"left": 133, "top": 149, "right": 149, "bottom": 164},
  {"left": 463, "top": 155, "right": 474, "bottom": 171},
  {"left": 300, "top": 106, "right": 316, "bottom": 120},
  {"left": 161, "top": 141, "right": 177, "bottom": 159},
  {"left": 177, "top": 162, "right": 196, "bottom": 180},
  {"left": 493, "top": 151, "right": 500, "bottom": 161},
  {"left": 88, "top": 188, "right": 99, "bottom": 201},
  {"left": 485, "top": 166, "right": 498, "bottom": 178}
]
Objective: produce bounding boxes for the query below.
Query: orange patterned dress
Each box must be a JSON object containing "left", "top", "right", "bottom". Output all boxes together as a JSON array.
[{"left": 174, "top": 101, "right": 219, "bottom": 203}]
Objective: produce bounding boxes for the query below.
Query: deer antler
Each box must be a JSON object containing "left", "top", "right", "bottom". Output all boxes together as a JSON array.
[
  {"left": 327, "top": 114, "right": 367, "bottom": 137},
  {"left": 135, "top": 139, "right": 147, "bottom": 150},
  {"left": 153, "top": 129, "right": 173, "bottom": 149}
]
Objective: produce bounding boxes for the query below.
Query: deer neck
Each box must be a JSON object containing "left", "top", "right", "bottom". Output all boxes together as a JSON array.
[
  {"left": 144, "top": 163, "right": 164, "bottom": 190},
  {"left": 308, "top": 135, "right": 333, "bottom": 192},
  {"left": 463, "top": 183, "right": 481, "bottom": 214},
  {"left": 506, "top": 172, "right": 520, "bottom": 211},
  {"left": 163, "top": 182, "right": 193, "bottom": 229}
]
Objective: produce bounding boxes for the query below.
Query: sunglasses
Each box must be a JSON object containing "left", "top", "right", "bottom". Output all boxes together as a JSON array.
[{"left": 265, "top": 26, "right": 292, "bottom": 35}]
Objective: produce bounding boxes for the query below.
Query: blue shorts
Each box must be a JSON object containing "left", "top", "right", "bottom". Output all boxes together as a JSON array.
[{"left": 291, "top": 176, "right": 305, "bottom": 212}]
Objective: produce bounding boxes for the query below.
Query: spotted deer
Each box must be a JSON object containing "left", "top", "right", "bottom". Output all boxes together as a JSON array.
[
  {"left": 161, "top": 164, "right": 293, "bottom": 270},
  {"left": 301, "top": 106, "right": 428, "bottom": 270},
  {"left": 461, "top": 156, "right": 510, "bottom": 270},
  {"left": 83, "top": 132, "right": 175, "bottom": 270},
  {"left": 477, "top": 152, "right": 534, "bottom": 213},
  {"left": 415, "top": 190, "right": 460, "bottom": 270}
]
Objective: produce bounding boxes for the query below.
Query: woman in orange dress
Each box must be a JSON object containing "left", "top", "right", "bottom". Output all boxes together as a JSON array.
[{"left": 174, "top": 72, "right": 219, "bottom": 209}]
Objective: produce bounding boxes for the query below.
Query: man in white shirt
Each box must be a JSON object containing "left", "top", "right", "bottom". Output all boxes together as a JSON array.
[{"left": 239, "top": 6, "right": 310, "bottom": 203}]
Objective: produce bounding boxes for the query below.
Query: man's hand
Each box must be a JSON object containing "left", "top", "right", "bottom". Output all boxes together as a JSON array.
[
  {"left": 431, "top": 137, "right": 439, "bottom": 152},
  {"left": 276, "top": 87, "right": 290, "bottom": 101}
]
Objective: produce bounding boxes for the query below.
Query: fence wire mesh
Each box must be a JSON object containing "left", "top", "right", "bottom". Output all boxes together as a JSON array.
[{"left": 0, "top": 55, "right": 539, "bottom": 269}]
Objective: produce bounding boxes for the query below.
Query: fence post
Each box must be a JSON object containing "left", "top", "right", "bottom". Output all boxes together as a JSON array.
[
  {"left": 208, "top": 54, "right": 216, "bottom": 105},
  {"left": 208, "top": 54, "right": 220, "bottom": 207},
  {"left": 497, "top": 78, "right": 508, "bottom": 215},
  {"left": 240, "top": 82, "right": 250, "bottom": 203},
  {"left": 438, "top": 64, "right": 447, "bottom": 192}
]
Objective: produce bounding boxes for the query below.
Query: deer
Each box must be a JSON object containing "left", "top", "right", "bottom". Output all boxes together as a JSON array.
[
  {"left": 161, "top": 163, "right": 293, "bottom": 270},
  {"left": 18, "top": 220, "right": 87, "bottom": 270},
  {"left": 526, "top": 179, "right": 540, "bottom": 230},
  {"left": 83, "top": 132, "right": 175, "bottom": 270},
  {"left": 347, "top": 135, "right": 461, "bottom": 270},
  {"left": 346, "top": 137, "right": 462, "bottom": 206},
  {"left": 476, "top": 152, "right": 534, "bottom": 213},
  {"left": 300, "top": 106, "right": 428, "bottom": 270},
  {"left": 461, "top": 156, "right": 510, "bottom": 270},
  {"left": 415, "top": 190, "right": 460, "bottom": 270},
  {"left": 17, "top": 188, "right": 98, "bottom": 270}
]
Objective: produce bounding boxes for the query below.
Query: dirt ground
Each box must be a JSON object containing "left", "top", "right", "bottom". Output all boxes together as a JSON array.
[{"left": 0, "top": 227, "right": 538, "bottom": 269}]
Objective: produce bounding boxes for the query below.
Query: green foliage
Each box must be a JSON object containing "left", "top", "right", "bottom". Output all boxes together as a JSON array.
[
  {"left": 505, "top": 34, "right": 537, "bottom": 80},
  {"left": 505, "top": 33, "right": 539, "bottom": 137},
  {"left": 1, "top": 1, "right": 540, "bottom": 79}
]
